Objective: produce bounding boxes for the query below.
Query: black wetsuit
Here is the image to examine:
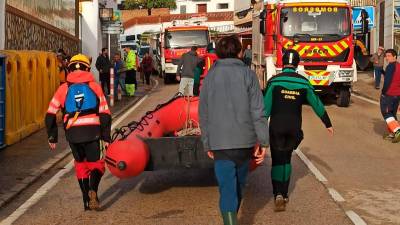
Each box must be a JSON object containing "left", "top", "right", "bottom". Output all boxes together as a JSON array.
[{"left": 264, "top": 68, "right": 332, "bottom": 198}]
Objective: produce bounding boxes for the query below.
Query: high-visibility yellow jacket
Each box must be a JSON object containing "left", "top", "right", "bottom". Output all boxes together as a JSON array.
[{"left": 125, "top": 50, "right": 137, "bottom": 70}]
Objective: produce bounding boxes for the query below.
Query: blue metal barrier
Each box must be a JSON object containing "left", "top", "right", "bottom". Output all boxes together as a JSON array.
[{"left": 0, "top": 55, "right": 5, "bottom": 148}]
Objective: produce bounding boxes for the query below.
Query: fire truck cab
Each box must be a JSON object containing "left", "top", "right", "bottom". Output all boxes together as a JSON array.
[
  {"left": 161, "top": 18, "right": 210, "bottom": 84},
  {"left": 253, "top": 0, "right": 365, "bottom": 107}
]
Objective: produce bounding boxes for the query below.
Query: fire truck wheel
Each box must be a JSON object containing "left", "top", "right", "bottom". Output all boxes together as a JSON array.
[
  {"left": 163, "top": 71, "right": 170, "bottom": 84},
  {"left": 337, "top": 88, "right": 350, "bottom": 107}
]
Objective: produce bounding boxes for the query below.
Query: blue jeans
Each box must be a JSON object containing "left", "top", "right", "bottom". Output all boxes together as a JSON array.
[
  {"left": 374, "top": 67, "right": 383, "bottom": 88},
  {"left": 214, "top": 159, "right": 250, "bottom": 213},
  {"left": 114, "top": 75, "right": 126, "bottom": 95},
  {"left": 380, "top": 95, "right": 400, "bottom": 120}
]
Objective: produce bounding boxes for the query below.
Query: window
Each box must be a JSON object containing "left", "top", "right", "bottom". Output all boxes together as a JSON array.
[
  {"left": 165, "top": 30, "right": 209, "bottom": 48},
  {"left": 280, "top": 7, "right": 350, "bottom": 37},
  {"left": 180, "top": 5, "right": 186, "bottom": 14},
  {"left": 218, "top": 3, "right": 229, "bottom": 9},
  {"left": 197, "top": 4, "right": 207, "bottom": 13}
]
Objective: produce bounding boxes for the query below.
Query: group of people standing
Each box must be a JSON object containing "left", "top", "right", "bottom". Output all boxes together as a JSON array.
[
  {"left": 95, "top": 47, "right": 154, "bottom": 97},
  {"left": 198, "top": 35, "right": 334, "bottom": 225}
]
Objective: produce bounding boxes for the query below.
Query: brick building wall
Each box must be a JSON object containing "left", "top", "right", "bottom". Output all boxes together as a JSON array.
[{"left": 4, "top": 4, "right": 79, "bottom": 55}]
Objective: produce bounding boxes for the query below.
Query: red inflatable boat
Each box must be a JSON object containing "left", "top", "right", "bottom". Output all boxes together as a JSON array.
[{"left": 105, "top": 95, "right": 202, "bottom": 178}]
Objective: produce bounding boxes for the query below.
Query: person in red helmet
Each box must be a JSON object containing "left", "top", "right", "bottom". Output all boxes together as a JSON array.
[{"left": 45, "top": 54, "right": 111, "bottom": 211}]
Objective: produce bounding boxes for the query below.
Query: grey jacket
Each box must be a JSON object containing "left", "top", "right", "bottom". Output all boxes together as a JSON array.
[
  {"left": 370, "top": 52, "right": 385, "bottom": 67},
  {"left": 177, "top": 50, "right": 200, "bottom": 78},
  {"left": 199, "top": 58, "right": 269, "bottom": 151}
]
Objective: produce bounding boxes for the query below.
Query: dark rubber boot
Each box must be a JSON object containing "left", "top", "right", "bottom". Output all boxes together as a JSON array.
[
  {"left": 88, "top": 169, "right": 103, "bottom": 210},
  {"left": 222, "top": 212, "right": 238, "bottom": 225},
  {"left": 78, "top": 179, "right": 90, "bottom": 211},
  {"left": 274, "top": 194, "right": 286, "bottom": 212}
]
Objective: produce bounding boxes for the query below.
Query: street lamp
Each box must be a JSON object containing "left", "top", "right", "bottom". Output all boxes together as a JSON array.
[{"left": 99, "top": 7, "right": 113, "bottom": 22}]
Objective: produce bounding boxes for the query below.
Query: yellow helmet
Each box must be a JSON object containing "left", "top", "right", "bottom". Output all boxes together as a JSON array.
[{"left": 68, "top": 54, "right": 91, "bottom": 70}]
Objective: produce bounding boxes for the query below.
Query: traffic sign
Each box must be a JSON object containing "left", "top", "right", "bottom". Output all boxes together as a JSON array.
[
  {"left": 395, "top": 6, "right": 400, "bottom": 29},
  {"left": 353, "top": 6, "right": 374, "bottom": 30},
  {"left": 102, "top": 27, "right": 124, "bottom": 34}
]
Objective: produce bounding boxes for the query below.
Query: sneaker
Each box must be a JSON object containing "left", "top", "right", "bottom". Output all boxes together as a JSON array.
[
  {"left": 274, "top": 194, "right": 286, "bottom": 212},
  {"left": 88, "top": 190, "right": 100, "bottom": 211},
  {"left": 392, "top": 130, "right": 400, "bottom": 143},
  {"left": 383, "top": 133, "right": 395, "bottom": 140}
]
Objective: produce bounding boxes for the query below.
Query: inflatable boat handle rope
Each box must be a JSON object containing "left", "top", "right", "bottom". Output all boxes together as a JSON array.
[{"left": 111, "top": 92, "right": 188, "bottom": 142}]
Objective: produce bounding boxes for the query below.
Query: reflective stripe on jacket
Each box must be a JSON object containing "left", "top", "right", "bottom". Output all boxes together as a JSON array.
[{"left": 45, "top": 70, "right": 112, "bottom": 143}]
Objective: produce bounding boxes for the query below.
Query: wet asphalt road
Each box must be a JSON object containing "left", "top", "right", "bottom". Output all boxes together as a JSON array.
[{"left": 0, "top": 80, "right": 397, "bottom": 225}]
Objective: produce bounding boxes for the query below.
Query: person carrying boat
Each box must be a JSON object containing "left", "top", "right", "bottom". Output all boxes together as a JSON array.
[
  {"left": 193, "top": 42, "right": 218, "bottom": 96},
  {"left": 45, "top": 54, "right": 111, "bottom": 211},
  {"left": 263, "top": 49, "right": 334, "bottom": 211},
  {"left": 199, "top": 35, "right": 269, "bottom": 225},
  {"left": 176, "top": 46, "right": 201, "bottom": 96}
]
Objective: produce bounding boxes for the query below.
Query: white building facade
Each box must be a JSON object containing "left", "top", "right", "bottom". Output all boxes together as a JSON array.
[
  {"left": 80, "top": 0, "right": 104, "bottom": 81},
  {"left": 171, "top": 0, "right": 234, "bottom": 14}
]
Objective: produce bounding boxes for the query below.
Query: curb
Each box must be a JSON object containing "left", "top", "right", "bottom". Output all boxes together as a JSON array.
[{"left": 0, "top": 91, "right": 149, "bottom": 209}]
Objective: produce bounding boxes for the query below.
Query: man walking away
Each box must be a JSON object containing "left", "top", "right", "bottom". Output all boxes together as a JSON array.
[
  {"left": 95, "top": 48, "right": 112, "bottom": 95},
  {"left": 199, "top": 35, "right": 269, "bottom": 225},
  {"left": 124, "top": 46, "right": 138, "bottom": 96},
  {"left": 243, "top": 44, "right": 252, "bottom": 67},
  {"left": 46, "top": 54, "right": 111, "bottom": 211},
  {"left": 370, "top": 46, "right": 385, "bottom": 89},
  {"left": 177, "top": 46, "right": 201, "bottom": 96},
  {"left": 264, "top": 49, "right": 334, "bottom": 212},
  {"left": 381, "top": 49, "right": 400, "bottom": 143}
]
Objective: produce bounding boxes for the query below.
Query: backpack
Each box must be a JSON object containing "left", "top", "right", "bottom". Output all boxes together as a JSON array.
[{"left": 65, "top": 83, "right": 98, "bottom": 114}]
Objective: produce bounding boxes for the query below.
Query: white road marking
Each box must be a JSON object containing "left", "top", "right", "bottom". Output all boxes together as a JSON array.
[
  {"left": 295, "top": 148, "right": 367, "bottom": 225},
  {"left": 0, "top": 81, "right": 157, "bottom": 225},
  {"left": 0, "top": 161, "right": 74, "bottom": 225},
  {"left": 351, "top": 93, "right": 379, "bottom": 106},
  {"left": 346, "top": 211, "right": 368, "bottom": 225},
  {"left": 294, "top": 148, "right": 328, "bottom": 183},
  {"left": 328, "top": 188, "right": 345, "bottom": 202}
]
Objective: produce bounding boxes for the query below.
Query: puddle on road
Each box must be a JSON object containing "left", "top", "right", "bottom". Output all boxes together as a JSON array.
[{"left": 347, "top": 188, "right": 400, "bottom": 225}]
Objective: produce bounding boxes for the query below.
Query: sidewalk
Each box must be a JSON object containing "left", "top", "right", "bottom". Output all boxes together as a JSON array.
[
  {"left": 0, "top": 84, "right": 149, "bottom": 208},
  {"left": 352, "top": 70, "right": 380, "bottom": 102}
]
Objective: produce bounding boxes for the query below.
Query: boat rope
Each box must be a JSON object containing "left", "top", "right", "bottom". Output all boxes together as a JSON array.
[
  {"left": 111, "top": 92, "right": 186, "bottom": 142},
  {"left": 176, "top": 94, "right": 201, "bottom": 136}
]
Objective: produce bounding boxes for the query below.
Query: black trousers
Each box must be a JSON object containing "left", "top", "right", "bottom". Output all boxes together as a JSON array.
[
  {"left": 70, "top": 140, "right": 101, "bottom": 162},
  {"left": 269, "top": 125, "right": 303, "bottom": 198},
  {"left": 100, "top": 73, "right": 110, "bottom": 95},
  {"left": 144, "top": 71, "right": 151, "bottom": 85},
  {"left": 125, "top": 69, "right": 137, "bottom": 87}
]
